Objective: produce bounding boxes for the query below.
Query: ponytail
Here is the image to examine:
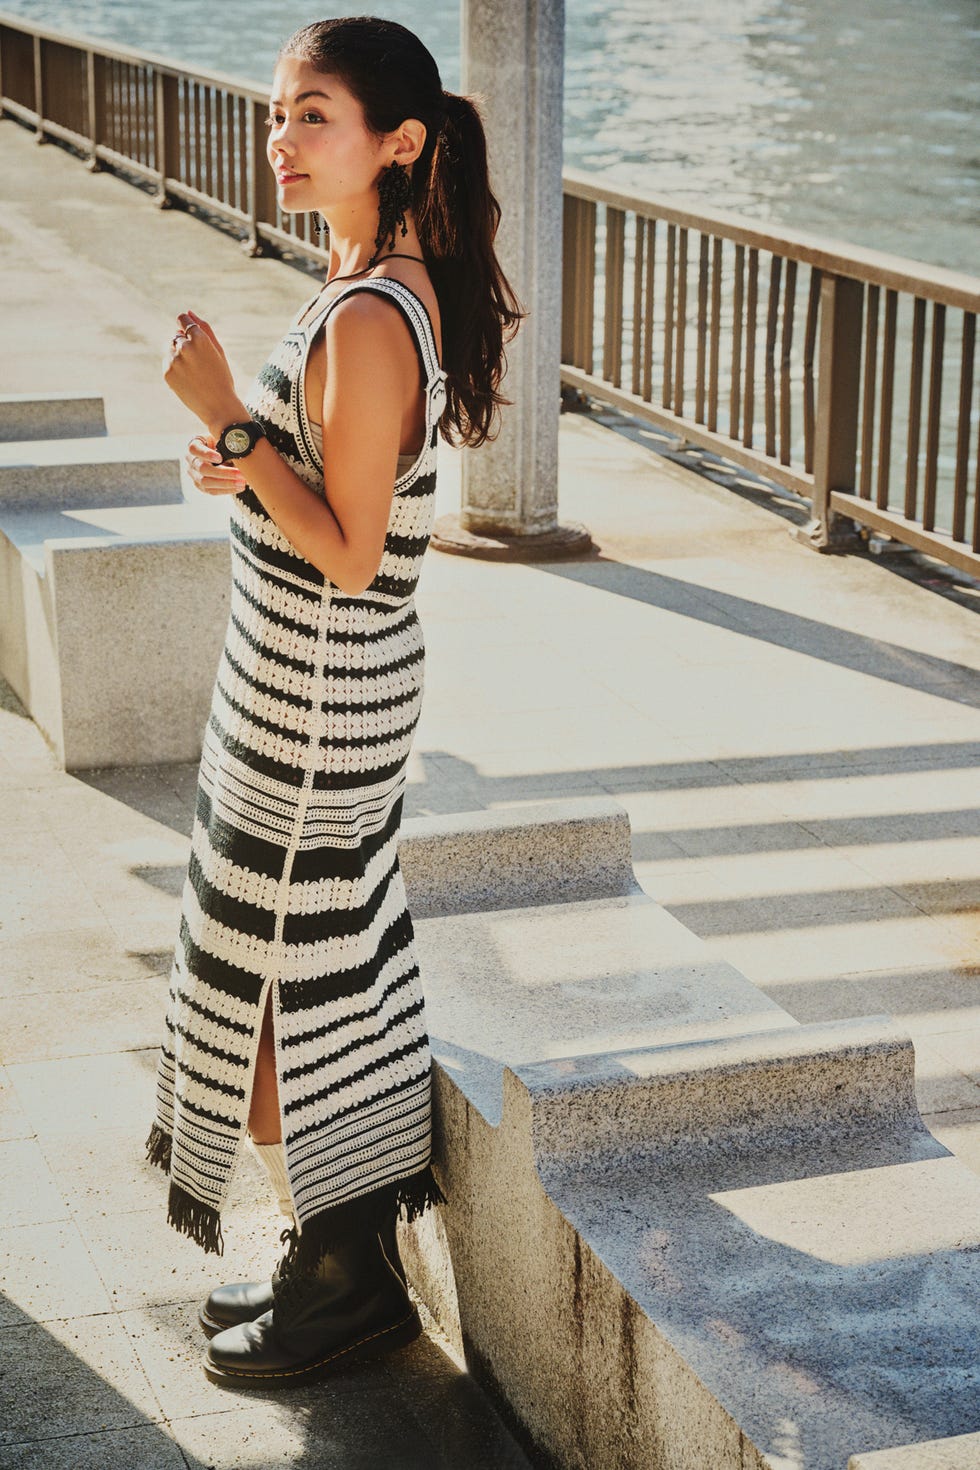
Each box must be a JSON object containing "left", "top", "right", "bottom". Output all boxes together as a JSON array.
[{"left": 416, "top": 92, "right": 527, "bottom": 448}]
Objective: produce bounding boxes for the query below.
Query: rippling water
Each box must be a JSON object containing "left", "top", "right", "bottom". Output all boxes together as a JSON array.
[{"left": 6, "top": 0, "right": 978, "bottom": 273}]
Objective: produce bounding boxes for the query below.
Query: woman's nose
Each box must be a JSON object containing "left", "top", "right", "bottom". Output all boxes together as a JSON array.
[
  {"left": 270, "top": 133, "right": 296, "bottom": 163},
  {"left": 269, "top": 118, "right": 295, "bottom": 148}
]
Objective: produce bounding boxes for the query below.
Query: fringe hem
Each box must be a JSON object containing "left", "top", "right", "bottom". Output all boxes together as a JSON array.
[
  {"left": 285, "top": 1162, "right": 447, "bottom": 1277},
  {"left": 145, "top": 1121, "right": 172, "bottom": 1173},
  {"left": 145, "top": 1123, "right": 443, "bottom": 1268},
  {"left": 145, "top": 1124, "right": 224, "bottom": 1256},
  {"left": 166, "top": 1178, "right": 225, "bottom": 1257}
]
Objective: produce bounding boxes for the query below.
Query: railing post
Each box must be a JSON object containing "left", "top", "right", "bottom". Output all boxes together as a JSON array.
[
  {"left": 32, "top": 32, "right": 44, "bottom": 142},
  {"left": 795, "top": 272, "right": 864, "bottom": 552},
  {"left": 244, "top": 97, "right": 272, "bottom": 257},
  {"left": 85, "top": 50, "right": 103, "bottom": 171},
  {"left": 154, "top": 70, "right": 178, "bottom": 206},
  {"left": 561, "top": 194, "right": 577, "bottom": 369}
]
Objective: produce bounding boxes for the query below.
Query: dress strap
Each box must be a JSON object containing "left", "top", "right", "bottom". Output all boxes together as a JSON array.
[{"left": 304, "top": 278, "right": 447, "bottom": 414}]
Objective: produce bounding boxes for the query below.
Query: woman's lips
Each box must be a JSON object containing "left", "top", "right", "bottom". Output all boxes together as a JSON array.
[{"left": 276, "top": 170, "right": 307, "bottom": 184}]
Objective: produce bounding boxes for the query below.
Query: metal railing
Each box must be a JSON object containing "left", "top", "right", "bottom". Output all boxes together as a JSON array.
[
  {"left": 562, "top": 173, "right": 980, "bottom": 575},
  {"left": 0, "top": 17, "right": 320, "bottom": 259},
  {"left": 2, "top": 12, "right": 978, "bottom": 577}
]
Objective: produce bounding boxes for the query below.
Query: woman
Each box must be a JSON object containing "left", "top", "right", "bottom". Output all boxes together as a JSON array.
[{"left": 146, "top": 15, "right": 524, "bottom": 1388}]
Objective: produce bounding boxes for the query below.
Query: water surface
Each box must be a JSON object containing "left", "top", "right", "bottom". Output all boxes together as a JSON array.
[{"left": 6, "top": 0, "right": 977, "bottom": 272}]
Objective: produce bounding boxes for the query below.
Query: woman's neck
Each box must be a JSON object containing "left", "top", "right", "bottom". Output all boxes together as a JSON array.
[{"left": 324, "top": 221, "right": 424, "bottom": 280}]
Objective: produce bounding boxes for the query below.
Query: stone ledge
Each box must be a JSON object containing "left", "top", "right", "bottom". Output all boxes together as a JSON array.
[
  {"left": 0, "top": 499, "right": 228, "bottom": 575},
  {"left": 400, "top": 797, "right": 638, "bottom": 918},
  {"left": 415, "top": 887, "right": 790, "bottom": 1125},
  {"left": 522, "top": 1013, "right": 924, "bottom": 1176},
  {"left": 0, "top": 433, "right": 183, "bottom": 508},
  {"left": 0, "top": 391, "right": 107, "bottom": 442}
]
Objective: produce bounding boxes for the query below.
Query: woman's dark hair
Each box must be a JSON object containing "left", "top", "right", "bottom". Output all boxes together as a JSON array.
[{"left": 279, "top": 16, "right": 526, "bottom": 449}]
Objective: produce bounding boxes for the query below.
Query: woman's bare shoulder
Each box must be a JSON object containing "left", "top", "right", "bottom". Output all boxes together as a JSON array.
[{"left": 327, "top": 276, "right": 443, "bottom": 366}]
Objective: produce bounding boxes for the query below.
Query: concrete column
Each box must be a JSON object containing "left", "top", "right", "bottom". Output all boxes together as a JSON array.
[{"left": 431, "top": 0, "right": 591, "bottom": 561}]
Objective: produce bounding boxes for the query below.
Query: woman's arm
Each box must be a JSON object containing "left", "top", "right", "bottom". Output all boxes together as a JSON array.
[{"left": 167, "top": 300, "right": 408, "bottom": 595}]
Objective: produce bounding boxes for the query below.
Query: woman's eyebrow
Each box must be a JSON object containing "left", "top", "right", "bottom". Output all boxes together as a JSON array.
[{"left": 269, "top": 90, "right": 333, "bottom": 105}]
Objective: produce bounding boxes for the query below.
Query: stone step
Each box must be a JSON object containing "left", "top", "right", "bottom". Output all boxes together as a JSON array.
[
  {"left": 0, "top": 433, "right": 184, "bottom": 508},
  {"left": 414, "top": 886, "right": 791, "bottom": 1125},
  {"left": 0, "top": 497, "right": 229, "bottom": 575},
  {"left": 523, "top": 1012, "right": 921, "bottom": 1173},
  {"left": 400, "top": 797, "right": 638, "bottom": 917},
  {"left": 0, "top": 391, "right": 107, "bottom": 441},
  {"left": 401, "top": 799, "right": 980, "bottom": 1470}
]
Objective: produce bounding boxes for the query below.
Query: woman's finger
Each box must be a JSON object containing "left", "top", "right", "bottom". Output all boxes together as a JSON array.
[
  {"left": 187, "top": 423, "right": 246, "bottom": 493},
  {"left": 186, "top": 311, "right": 224, "bottom": 354},
  {"left": 188, "top": 438, "right": 222, "bottom": 465},
  {"left": 190, "top": 463, "right": 247, "bottom": 496}
]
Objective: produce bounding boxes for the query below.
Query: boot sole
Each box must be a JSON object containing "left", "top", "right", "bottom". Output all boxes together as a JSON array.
[
  {"left": 199, "top": 1304, "right": 241, "bottom": 1339},
  {"left": 202, "top": 1306, "right": 422, "bottom": 1388}
]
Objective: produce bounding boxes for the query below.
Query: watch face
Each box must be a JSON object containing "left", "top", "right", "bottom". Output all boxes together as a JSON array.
[{"left": 225, "top": 427, "right": 252, "bottom": 455}]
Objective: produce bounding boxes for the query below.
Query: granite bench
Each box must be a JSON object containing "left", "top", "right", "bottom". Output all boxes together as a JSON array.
[
  {"left": 398, "top": 798, "right": 980, "bottom": 1470},
  {"left": 0, "top": 427, "right": 230, "bottom": 768}
]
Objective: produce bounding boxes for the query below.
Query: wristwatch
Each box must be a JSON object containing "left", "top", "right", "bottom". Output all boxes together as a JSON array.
[{"left": 215, "top": 420, "right": 265, "bottom": 462}]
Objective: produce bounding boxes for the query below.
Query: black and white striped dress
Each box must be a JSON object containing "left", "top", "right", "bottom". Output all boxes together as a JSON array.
[{"left": 147, "top": 277, "right": 448, "bottom": 1261}]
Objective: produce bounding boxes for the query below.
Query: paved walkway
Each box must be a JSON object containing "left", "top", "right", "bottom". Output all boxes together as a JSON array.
[{"left": 1, "top": 119, "right": 979, "bottom": 1466}]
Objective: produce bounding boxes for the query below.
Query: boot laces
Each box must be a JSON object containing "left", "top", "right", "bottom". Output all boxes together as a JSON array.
[
  {"left": 272, "top": 1225, "right": 300, "bottom": 1284},
  {"left": 271, "top": 1225, "right": 317, "bottom": 1313}
]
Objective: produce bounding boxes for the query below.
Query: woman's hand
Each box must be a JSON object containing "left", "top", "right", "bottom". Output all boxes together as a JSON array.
[
  {"left": 164, "top": 310, "right": 245, "bottom": 432},
  {"left": 186, "top": 435, "right": 247, "bottom": 497}
]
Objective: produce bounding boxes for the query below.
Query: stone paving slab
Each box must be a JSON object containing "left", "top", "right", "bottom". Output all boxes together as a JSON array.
[
  {"left": 0, "top": 1425, "right": 187, "bottom": 1470},
  {"left": 0, "top": 1315, "right": 166, "bottom": 1447}
]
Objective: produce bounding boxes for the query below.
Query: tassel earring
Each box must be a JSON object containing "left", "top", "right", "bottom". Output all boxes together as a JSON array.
[
  {"left": 368, "top": 161, "right": 412, "bottom": 267},
  {"left": 310, "top": 211, "right": 325, "bottom": 238}
]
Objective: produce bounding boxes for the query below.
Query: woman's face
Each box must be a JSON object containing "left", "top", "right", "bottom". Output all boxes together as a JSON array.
[{"left": 266, "top": 55, "right": 386, "bottom": 216}]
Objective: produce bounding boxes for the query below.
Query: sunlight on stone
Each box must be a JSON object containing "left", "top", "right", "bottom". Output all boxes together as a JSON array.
[
  {"left": 104, "top": 836, "right": 189, "bottom": 863},
  {"left": 604, "top": 1013, "right": 791, "bottom": 1074},
  {"left": 62, "top": 500, "right": 229, "bottom": 533},
  {"left": 710, "top": 1159, "right": 980, "bottom": 1266},
  {"left": 763, "top": 1416, "right": 806, "bottom": 1470}
]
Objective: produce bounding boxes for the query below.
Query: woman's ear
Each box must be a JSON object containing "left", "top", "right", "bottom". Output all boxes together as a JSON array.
[{"left": 391, "top": 118, "right": 426, "bottom": 168}]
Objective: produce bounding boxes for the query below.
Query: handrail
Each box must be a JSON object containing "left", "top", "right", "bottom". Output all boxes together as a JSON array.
[
  {"left": 1, "top": 10, "right": 978, "bottom": 577},
  {"left": 561, "top": 178, "right": 979, "bottom": 574},
  {"left": 0, "top": 13, "right": 270, "bottom": 98},
  {"left": 563, "top": 169, "right": 980, "bottom": 315}
]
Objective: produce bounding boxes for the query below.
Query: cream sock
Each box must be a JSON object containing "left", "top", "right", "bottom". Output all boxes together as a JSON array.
[{"left": 251, "top": 1139, "right": 295, "bottom": 1220}]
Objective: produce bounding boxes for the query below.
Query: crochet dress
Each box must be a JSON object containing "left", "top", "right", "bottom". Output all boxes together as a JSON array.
[{"left": 146, "top": 276, "right": 448, "bottom": 1263}]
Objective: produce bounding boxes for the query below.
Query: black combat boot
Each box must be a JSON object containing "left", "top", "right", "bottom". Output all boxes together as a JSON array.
[
  {"left": 203, "top": 1211, "right": 420, "bottom": 1387},
  {"left": 198, "top": 1215, "right": 408, "bottom": 1338}
]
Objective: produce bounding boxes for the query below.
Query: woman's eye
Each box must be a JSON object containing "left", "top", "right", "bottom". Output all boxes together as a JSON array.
[{"left": 264, "top": 112, "right": 323, "bottom": 128}]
